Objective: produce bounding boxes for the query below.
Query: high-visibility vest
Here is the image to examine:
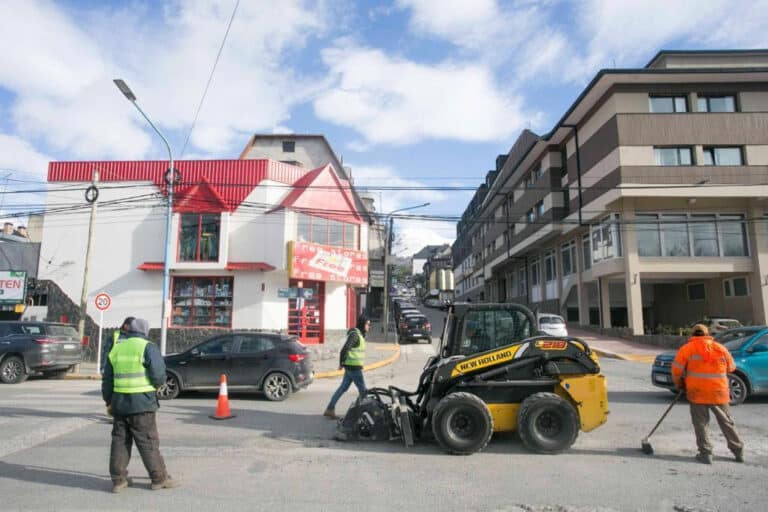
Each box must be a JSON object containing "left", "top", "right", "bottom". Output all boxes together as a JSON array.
[
  {"left": 671, "top": 336, "right": 735, "bottom": 404},
  {"left": 109, "top": 337, "right": 156, "bottom": 394},
  {"left": 113, "top": 331, "right": 120, "bottom": 344},
  {"left": 343, "top": 329, "right": 366, "bottom": 367}
]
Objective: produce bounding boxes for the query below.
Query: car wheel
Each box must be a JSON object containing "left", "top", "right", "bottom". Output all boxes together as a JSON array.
[
  {"left": 262, "top": 372, "right": 292, "bottom": 402},
  {"left": 728, "top": 373, "right": 748, "bottom": 406},
  {"left": 157, "top": 373, "right": 181, "bottom": 400},
  {"left": 432, "top": 392, "right": 493, "bottom": 455},
  {"left": 517, "top": 392, "right": 579, "bottom": 454},
  {"left": 0, "top": 356, "right": 28, "bottom": 384}
]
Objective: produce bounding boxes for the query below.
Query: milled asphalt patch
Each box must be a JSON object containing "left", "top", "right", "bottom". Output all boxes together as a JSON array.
[{"left": 0, "top": 417, "right": 97, "bottom": 458}]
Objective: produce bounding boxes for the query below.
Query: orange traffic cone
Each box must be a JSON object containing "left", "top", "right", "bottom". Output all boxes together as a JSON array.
[{"left": 209, "top": 374, "right": 235, "bottom": 420}]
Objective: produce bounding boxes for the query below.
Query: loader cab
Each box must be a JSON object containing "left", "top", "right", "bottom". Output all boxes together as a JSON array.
[{"left": 440, "top": 303, "right": 538, "bottom": 359}]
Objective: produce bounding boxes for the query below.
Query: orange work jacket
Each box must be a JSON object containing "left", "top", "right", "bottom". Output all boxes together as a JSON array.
[{"left": 671, "top": 336, "right": 735, "bottom": 405}]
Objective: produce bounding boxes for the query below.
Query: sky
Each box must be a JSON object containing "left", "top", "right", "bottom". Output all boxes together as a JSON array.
[{"left": 1, "top": 0, "right": 767, "bottom": 256}]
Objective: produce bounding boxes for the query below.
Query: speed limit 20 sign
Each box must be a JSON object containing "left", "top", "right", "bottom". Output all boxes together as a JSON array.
[{"left": 94, "top": 292, "right": 111, "bottom": 311}]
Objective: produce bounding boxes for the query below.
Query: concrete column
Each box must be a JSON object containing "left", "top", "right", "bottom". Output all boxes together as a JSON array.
[
  {"left": 622, "top": 205, "right": 644, "bottom": 334},
  {"left": 747, "top": 203, "right": 768, "bottom": 324},
  {"left": 599, "top": 277, "right": 612, "bottom": 328}
]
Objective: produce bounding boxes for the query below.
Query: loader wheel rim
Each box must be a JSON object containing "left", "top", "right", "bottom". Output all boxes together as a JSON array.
[
  {"left": 449, "top": 411, "right": 477, "bottom": 439},
  {"left": 535, "top": 411, "right": 562, "bottom": 437}
]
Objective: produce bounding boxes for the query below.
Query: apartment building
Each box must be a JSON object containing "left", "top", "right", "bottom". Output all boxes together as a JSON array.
[{"left": 454, "top": 49, "right": 768, "bottom": 334}]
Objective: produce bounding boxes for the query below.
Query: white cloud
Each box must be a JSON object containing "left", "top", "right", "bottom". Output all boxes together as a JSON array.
[
  {"left": 314, "top": 43, "right": 535, "bottom": 145},
  {"left": 350, "top": 164, "right": 447, "bottom": 214},
  {"left": 0, "top": 135, "right": 52, "bottom": 177},
  {"left": 392, "top": 218, "right": 455, "bottom": 258}
]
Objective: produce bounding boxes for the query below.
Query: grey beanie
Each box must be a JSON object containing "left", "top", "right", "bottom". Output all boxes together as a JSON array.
[{"left": 127, "top": 318, "right": 150, "bottom": 337}]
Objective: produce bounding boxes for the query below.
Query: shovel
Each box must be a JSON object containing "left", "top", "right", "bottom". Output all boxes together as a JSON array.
[{"left": 641, "top": 389, "right": 684, "bottom": 455}]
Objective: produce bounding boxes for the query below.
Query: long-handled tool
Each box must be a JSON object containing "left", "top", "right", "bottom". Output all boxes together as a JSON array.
[{"left": 641, "top": 389, "right": 684, "bottom": 455}]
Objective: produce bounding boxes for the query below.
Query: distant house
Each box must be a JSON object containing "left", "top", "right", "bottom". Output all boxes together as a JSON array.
[{"left": 411, "top": 244, "right": 450, "bottom": 276}]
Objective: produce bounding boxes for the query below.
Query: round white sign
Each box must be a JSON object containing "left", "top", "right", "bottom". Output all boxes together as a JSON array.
[{"left": 95, "top": 292, "right": 111, "bottom": 311}]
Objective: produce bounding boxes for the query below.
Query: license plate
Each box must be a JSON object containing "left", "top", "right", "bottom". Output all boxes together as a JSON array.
[
  {"left": 64, "top": 344, "right": 76, "bottom": 350},
  {"left": 654, "top": 374, "right": 670, "bottom": 383}
]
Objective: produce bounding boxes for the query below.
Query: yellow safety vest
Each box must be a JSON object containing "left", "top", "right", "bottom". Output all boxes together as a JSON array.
[
  {"left": 343, "top": 329, "right": 366, "bottom": 366},
  {"left": 109, "top": 337, "right": 156, "bottom": 394}
]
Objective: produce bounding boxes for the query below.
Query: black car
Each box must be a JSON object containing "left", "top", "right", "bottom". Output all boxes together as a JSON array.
[
  {"left": 158, "top": 332, "right": 313, "bottom": 401},
  {"left": 0, "top": 321, "right": 83, "bottom": 384},
  {"left": 399, "top": 316, "right": 432, "bottom": 344}
]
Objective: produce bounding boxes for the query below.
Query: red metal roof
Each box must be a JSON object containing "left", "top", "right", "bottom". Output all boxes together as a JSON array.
[
  {"left": 273, "top": 164, "right": 362, "bottom": 224},
  {"left": 48, "top": 159, "right": 307, "bottom": 212},
  {"left": 138, "top": 261, "right": 275, "bottom": 271}
]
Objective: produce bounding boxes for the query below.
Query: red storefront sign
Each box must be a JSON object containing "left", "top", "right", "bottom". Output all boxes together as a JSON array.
[{"left": 288, "top": 241, "right": 368, "bottom": 286}]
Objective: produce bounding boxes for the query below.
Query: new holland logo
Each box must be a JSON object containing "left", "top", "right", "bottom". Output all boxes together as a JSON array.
[{"left": 451, "top": 347, "right": 518, "bottom": 377}]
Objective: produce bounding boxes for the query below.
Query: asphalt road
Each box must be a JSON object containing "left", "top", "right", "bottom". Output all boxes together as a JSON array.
[{"left": 1, "top": 314, "right": 767, "bottom": 511}]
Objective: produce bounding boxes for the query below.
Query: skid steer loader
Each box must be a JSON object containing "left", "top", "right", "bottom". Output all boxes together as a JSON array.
[{"left": 335, "top": 303, "right": 608, "bottom": 455}]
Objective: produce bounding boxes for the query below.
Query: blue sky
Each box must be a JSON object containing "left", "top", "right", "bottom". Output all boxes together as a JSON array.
[{"left": 1, "top": 0, "right": 767, "bottom": 254}]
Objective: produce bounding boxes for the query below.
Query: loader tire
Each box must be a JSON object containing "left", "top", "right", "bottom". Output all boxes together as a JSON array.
[
  {"left": 517, "top": 392, "right": 579, "bottom": 454},
  {"left": 432, "top": 392, "right": 493, "bottom": 455}
]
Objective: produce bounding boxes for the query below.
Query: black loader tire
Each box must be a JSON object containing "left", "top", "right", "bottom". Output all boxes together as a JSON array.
[
  {"left": 432, "top": 392, "right": 493, "bottom": 455},
  {"left": 517, "top": 392, "right": 579, "bottom": 454}
]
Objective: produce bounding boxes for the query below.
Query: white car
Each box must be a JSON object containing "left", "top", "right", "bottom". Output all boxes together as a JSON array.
[{"left": 537, "top": 314, "right": 568, "bottom": 337}]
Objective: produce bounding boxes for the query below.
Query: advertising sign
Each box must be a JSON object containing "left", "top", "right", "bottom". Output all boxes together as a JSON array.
[
  {"left": 369, "top": 269, "right": 385, "bottom": 288},
  {"left": 287, "top": 241, "right": 368, "bottom": 286},
  {"left": 278, "top": 287, "right": 316, "bottom": 299},
  {"left": 0, "top": 271, "right": 27, "bottom": 304}
]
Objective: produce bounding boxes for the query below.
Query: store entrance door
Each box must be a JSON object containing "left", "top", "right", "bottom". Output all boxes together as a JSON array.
[{"left": 288, "top": 280, "right": 324, "bottom": 344}]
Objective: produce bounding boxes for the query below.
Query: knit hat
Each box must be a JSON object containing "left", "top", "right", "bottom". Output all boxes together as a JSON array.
[
  {"left": 692, "top": 324, "right": 709, "bottom": 336},
  {"left": 127, "top": 318, "right": 150, "bottom": 337}
]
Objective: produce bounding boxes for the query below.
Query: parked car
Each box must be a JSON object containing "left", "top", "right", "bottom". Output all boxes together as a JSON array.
[
  {"left": 651, "top": 326, "right": 768, "bottom": 404},
  {"left": 399, "top": 316, "right": 432, "bottom": 344},
  {"left": 691, "top": 317, "right": 743, "bottom": 334},
  {"left": 158, "top": 332, "right": 313, "bottom": 401},
  {"left": 0, "top": 321, "right": 83, "bottom": 384},
  {"left": 537, "top": 314, "right": 568, "bottom": 337},
  {"left": 424, "top": 297, "right": 441, "bottom": 308}
]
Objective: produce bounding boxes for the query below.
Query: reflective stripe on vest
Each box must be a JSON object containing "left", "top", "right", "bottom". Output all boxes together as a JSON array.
[
  {"left": 343, "top": 329, "right": 366, "bottom": 366},
  {"left": 686, "top": 371, "right": 727, "bottom": 379},
  {"left": 109, "top": 337, "right": 155, "bottom": 394}
]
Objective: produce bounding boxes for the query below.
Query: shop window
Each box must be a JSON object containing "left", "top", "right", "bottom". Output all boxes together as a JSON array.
[
  {"left": 172, "top": 277, "right": 233, "bottom": 327},
  {"left": 661, "top": 215, "right": 690, "bottom": 257},
  {"left": 687, "top": 283, "right": 706, "bottom": 302},
  {"left": 635, "top": 213, "right": 747, "bottom": 258},
  {"left": 296, "top": 213, "right": 359, "bottom": 249},
  {"left": 179, "top": 213, "right": 220, "bottom": 262},
  {"left": 719, "top": 215, "right": 748, "bottom": 257}
]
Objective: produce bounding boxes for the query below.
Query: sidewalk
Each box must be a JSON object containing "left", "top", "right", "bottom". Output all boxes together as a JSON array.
[{"left": 569, "top": 327, "right": 666, "bottom": 363}]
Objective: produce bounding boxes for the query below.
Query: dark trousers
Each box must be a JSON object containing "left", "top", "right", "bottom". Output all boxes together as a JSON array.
[
  {"left": 326, "top": 368, "right": 367, "bottom": 410},
  {"left": 110, "top": 411, "right": 168, "bottom": 484},
  {"left": 690, "top": 403, "right": 744, "bottom": 456}
]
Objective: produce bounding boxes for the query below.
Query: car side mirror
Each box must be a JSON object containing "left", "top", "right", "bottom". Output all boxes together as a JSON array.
[
  {"left": 748, "top": 344, "right": 768, "bottom": 353},
  {"left": 190, "top": 348, "right": 200, "bottom": 357}
]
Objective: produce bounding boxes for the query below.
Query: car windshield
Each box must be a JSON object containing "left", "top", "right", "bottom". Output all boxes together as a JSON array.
[
  {"left": 717, "top": 320, "right": 742, "bottom": 329},
  {"left": 717, "top": 328, "right": 763, "bottom": 351},
  {"left": 539, "top": 316, "right": 564, "bottom": 325}
]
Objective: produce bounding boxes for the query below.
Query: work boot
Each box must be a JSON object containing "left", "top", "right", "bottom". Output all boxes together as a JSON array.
[
  {"left": 734, "top": 450, "right": 744, "bottom": 463},
  {"left": 151, "top": 476, "right": 181, "bottom": 490},
  {"left": 111, "top": 477, "right": 133, "bottom": 493},
  {"left": 695, "top": 453, "right": 713, "bottom": 465},
  {"left": 323, "top": 408, "right": 337, "bottom": 420}
]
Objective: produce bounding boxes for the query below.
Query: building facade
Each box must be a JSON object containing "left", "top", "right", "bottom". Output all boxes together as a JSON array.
[
  {"left": 39, "top": 159, "right": 368, "bottom": 347},
  {"left": 455, "top": 49, "right": 768, "bottom": 334}
]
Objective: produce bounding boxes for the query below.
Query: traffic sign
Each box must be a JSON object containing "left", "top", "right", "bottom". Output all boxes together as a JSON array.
[{"left": 94, "top": 292, "right": 111, "bottom": 311}]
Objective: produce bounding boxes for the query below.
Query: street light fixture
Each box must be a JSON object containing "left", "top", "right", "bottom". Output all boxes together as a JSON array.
[
  {"left": 113, "top": 79, "right": 175, "bottom": 355},
  {"left": 382, "top": 202, "right": 430, "bottom": 343}
]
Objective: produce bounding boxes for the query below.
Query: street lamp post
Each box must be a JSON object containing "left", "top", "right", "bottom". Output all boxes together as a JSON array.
[
  {"left": 114, "top": 79, "right": 175, "bottom": 355},
  {"left": 382, "top": 202, "right": 430, "bottom": 343}
]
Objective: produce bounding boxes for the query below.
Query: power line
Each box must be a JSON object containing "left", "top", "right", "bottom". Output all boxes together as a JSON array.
[{"left": 179, "top": 0, "right": 240, "bottom": 157}]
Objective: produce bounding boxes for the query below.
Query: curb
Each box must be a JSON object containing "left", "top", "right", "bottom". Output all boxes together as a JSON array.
[
  {"left": 62, "top": 374, "right": 102, "bottom": 380},
  {"left": 314, "top": 344, "right": 401, "bottom": 379},
  {"left": 591, "top": 347, "right": 629, "bottom": 361}
]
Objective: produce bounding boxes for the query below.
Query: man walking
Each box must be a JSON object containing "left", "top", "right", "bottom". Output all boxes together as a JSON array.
[
  {"left": 671, "top": 324, "right": 744, "bottom": 464},
  {"left": 102, "top": 318, "right": 179, "bottom": 492},
  {"left": 323, "top": 314, "right": 370, "bottom": 419}
]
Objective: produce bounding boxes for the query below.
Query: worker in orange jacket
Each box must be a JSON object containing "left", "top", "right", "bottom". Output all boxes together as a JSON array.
[{"left": 671, "top": 324, "right": 744, "bottom": 464}]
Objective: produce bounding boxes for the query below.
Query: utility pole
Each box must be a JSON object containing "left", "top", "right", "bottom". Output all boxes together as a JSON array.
[{"left": 77, "top": 170, "right": 99, "bottom": 372}]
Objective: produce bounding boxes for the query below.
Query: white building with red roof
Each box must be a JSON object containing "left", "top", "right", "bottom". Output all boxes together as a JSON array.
[{"left": 40, "top": 158, "right": 368, "bottom": 348}]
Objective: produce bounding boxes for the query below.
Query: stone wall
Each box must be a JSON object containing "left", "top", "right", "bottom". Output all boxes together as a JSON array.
[{"left": 577, "top": 324, "right": 687, "bottom": 349}]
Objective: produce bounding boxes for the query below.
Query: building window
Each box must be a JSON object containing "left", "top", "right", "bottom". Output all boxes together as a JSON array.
[
  {"left": 282, "top": 140, "right": 296, "bottom": 152},
  {"left": 172, "top": 277, "right": 233, "bottom": 327},
  {"left": 654, "top": 147, "right": 693, "bottom": 166},
  {"left": 536, "top": 201, "right": 545, "bottom": 219},
  {"left": 581, "top": 234, "right": 591, "bottom": 270},
  {"left": 534, "top": 164, "right": 544, "bottom": 181},
  {"left": 687, "top": 283, "right": 706, "bottom": 302},
  {"left": 702, "top": 147, "right": 743, "bottom": 166},
  {"left": 561, "top": 240, "right": 576, "bottom": 276},
  {"left": 697, "top": 95, "right": 736, "bottom": 113},
  {"left": 543, "top": 251, "right": 556, "bottom": 282},
  {"left": 591, "top": 214, "right": 621, "bottom": 262},
  {"left": 635, "top": 213, "right": 748, "bottom": 258},
  {"left": 518, "top": 267, "right": 527, "bottom": 296},
  {"left": 527, "top": 209, "right": 535, "bottom": 224},
  {"left": 530, "top": 258, "right": 541, "bottom": 286},
  {"left": 296, "top": 213, "right": 358, "bottom": 249},
  {"left": 649, "top": 95, "right": 687, "bottom": 113},
  {"left": 723, "top": 277, "right": 749, "bottom": 298},
  {"left": 179, "top": 213, "right": 220, "bottom": 262},
  {"left": 525, "top": 173, "right": 534, "bottom": 188}
]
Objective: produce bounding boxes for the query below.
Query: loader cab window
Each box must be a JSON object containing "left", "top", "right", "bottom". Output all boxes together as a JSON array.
[{"left": 455, "top": 309, "right": 533, "bottom": 356}]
